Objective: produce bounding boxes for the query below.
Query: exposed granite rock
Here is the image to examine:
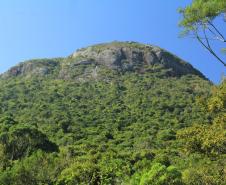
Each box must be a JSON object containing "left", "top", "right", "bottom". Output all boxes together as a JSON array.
[
  {"left": 1, "top": 59, "right": 61, "bottom": 79},
  {"left": 70, "top": 42, "right": 204, "bottom": 77},
  {"left": 1, "top": 42, "right": 205, "bottom": 80}
]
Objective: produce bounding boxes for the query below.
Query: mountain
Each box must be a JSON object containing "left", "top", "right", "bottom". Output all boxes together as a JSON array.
[
  {"left": 1, "top": 41, "right": 204, "bottom": 79},
  {"left": 0, "top": 42, "right": 224, "bottom": 185}
]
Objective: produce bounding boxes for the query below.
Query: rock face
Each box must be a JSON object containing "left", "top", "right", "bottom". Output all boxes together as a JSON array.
[
  {"left": 71, "top": 42, "right": 204, "bottom": 77},
  {"left": 1, "top": 59, "right": 61, "bottom": 79},
  {"left": 0, "top": 41, "right": 205, "bottom": 79}
]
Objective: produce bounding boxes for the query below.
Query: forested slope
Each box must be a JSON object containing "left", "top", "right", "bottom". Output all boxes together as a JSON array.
[{"left": 0, "top": 42, "right": 224, "bottom": 185}]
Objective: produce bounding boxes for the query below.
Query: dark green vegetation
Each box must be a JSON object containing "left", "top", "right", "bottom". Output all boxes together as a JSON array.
[{"left": 0, "top": 42, "right": 225, "bottom": 184}]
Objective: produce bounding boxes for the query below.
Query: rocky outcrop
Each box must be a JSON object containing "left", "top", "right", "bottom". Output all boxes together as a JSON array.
[
  {"left": 70, "top": 42, "right": 204, "bottom": 77},
  {"left": 0, "top": 59, "right": 61, "bottom": 79},
  {"left": 0, "top": 42, "right": 205, "bottom": 79}
]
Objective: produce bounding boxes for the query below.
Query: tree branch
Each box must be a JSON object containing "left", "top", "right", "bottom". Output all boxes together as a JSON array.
[
  {"left": 195, "top": 31, "right": 226, "bottom": 67},
  {"left": 203, "top": 27, "right": 211, "bottom": 49},
  {"left": 187, "top": 36, "right": 225, "bottom": 42},
  {"left": 207, "top": 21, "right": 226, "bottom": 42},
  {"left": 206, "top": 27, "right": 226, "bottom": 42}
]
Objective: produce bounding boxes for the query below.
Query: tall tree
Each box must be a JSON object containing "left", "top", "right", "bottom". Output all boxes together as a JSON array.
[{"left": 179, "top": 0, "right": 226, "bottom": 66}]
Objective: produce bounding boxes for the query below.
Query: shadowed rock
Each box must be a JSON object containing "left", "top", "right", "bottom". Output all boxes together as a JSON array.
[{"left": 1, "top": 59, "right": 61, "bottom": 79}]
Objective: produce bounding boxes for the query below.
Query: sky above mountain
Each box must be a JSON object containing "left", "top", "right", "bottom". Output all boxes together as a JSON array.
[{"left": 0, "top": 0, "right": 225, "bottom": 83}]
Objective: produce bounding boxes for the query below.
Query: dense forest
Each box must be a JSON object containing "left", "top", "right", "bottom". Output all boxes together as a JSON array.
[{"left": 0, "top": 42, "right": 225, "bottom": 185}]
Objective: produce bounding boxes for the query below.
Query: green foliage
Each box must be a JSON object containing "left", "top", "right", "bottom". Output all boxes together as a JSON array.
[
  {"left": 88, "top": 41, "right": 153, "bottom": 53},
  {"left": 56, "top": 161, "right": 100, "bottom": 185},
  {"left": 179, "top": 0, "right": 226, "bottom": 66},
  {"left": 0, "top": 151, "right": 60, "bottom": 185},
  {"left": 177, "top": 81, "right": 226, "bottom": 156},
  {"left": 175, "top": 80, "right": 226, "bottom": 185},
  {"left": 179, "top": 0, "right": 226, "bottom": 29},
  {"left": 180, "top": 154, "right": 226, "bottom": 185},
  {"left": 0, "top": 55, "right": 224, "bottom": 184},
  {"left": 139, "top": 163, "right": 183, "bottom": 185},
  {"left": 177, "top": 120, "right": 226, "bottom": 155},
  {"left": 207, "top": 80, "right": 226, "bottom": 113},
  {"left": 0, "top": 124, "right": 58, "bottom": 160},
  {"left": 221, "top": 48, "right": 226, "bottom": 54}
]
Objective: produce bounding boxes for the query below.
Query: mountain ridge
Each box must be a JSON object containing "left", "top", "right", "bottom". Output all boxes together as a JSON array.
[{"left": 1, "top": 41, "right": 206, "bottom": 80}]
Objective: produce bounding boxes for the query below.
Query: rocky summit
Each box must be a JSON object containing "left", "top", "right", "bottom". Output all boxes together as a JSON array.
[
  {"left": 71, "top": 42, "right": 203, "bottom": 76},
  {"left": 1, "top": 41, "right": 204, "bottom": 80}
]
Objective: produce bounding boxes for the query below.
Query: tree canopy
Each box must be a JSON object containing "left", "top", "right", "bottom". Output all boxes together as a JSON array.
[{"left": 0, "top": 43, "right": 225, "bottom": 184}]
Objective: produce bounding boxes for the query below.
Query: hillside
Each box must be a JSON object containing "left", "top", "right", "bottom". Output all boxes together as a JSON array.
[{"left": 0, "top": 42, "right": 225, "bottom": 185}]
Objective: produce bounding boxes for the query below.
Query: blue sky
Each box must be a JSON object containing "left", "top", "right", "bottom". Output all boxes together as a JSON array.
[{"left": 0, "top": 0, "right": 225, "bottom": 83}]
